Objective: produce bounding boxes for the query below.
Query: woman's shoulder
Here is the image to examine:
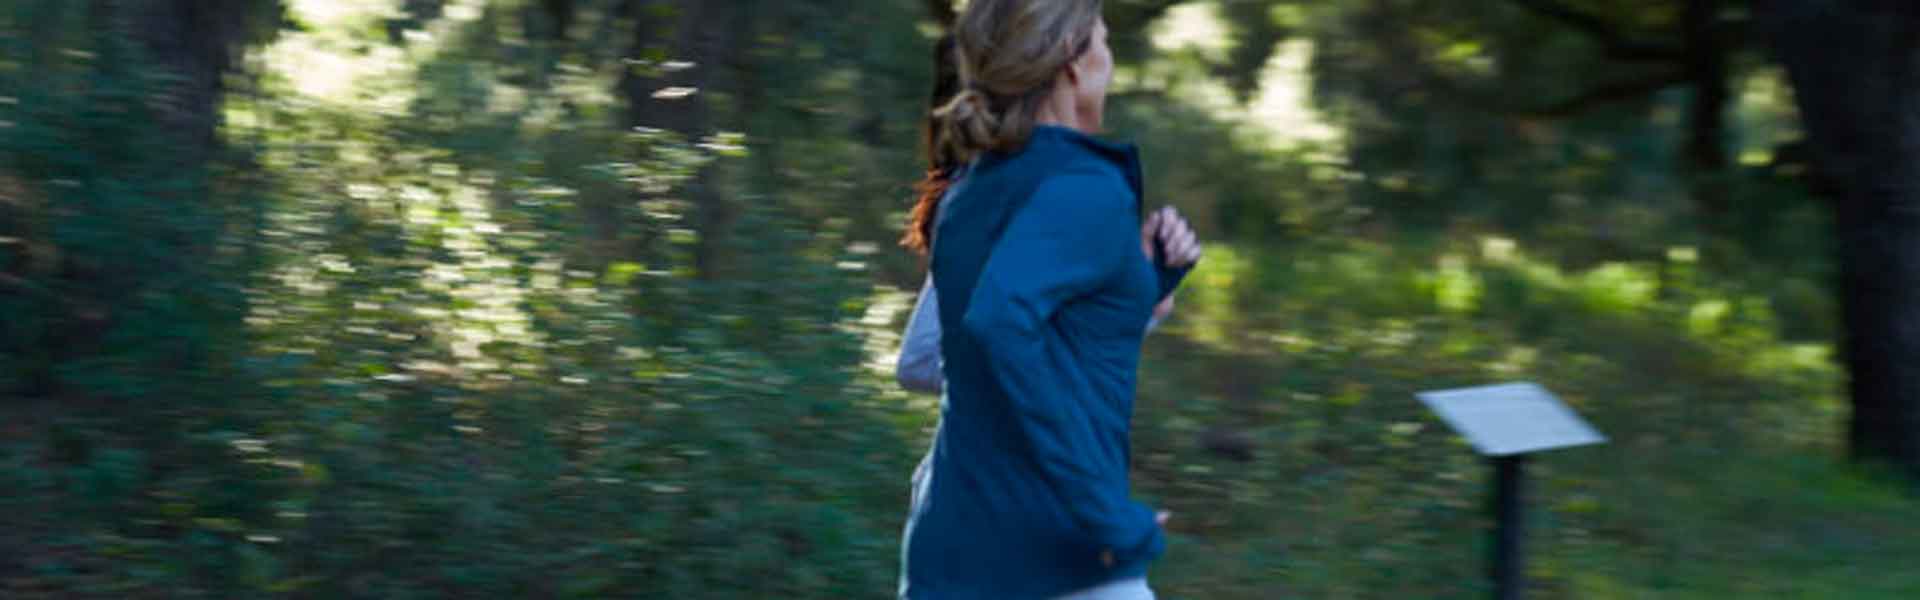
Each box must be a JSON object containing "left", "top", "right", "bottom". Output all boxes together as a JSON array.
[
  {"left": 1034, "top": 163, "right": 1134, "bottom": 206},
  {"left": 956, "top": 135, "right": 1138, "bottom": 216},
  {"left": 1024, "top": 168, "right": 1136, "bottom": 223}
]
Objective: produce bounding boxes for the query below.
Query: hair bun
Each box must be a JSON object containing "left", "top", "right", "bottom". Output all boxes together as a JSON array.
[{"left": 935, "top": 88, "right": 1000, "bottom": 162}]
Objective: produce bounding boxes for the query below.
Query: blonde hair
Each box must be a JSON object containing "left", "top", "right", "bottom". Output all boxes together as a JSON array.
[{"left": 935, "top": 0, "right": 1103, "bottom": 162}]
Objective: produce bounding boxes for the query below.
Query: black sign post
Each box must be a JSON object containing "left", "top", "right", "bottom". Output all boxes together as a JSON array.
[
  {"left": 1491, "top": 454, "right": 1526, "bottom": 600},
  {"left": 1417, "top": 382, "right": 1605, "bottom": 600}
]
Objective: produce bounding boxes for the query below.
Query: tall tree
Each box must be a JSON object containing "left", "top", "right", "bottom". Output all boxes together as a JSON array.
[
  {"left": 617, "top": 0, "right": 750, "bottom": 278},
  {"left": 1763, "top": 0, "right": 1920, "bottom": 476},
  {"left": 123, "top": 0, "right": 283, "bottom": 167},
  {"left": 0, "top": 0, "right": 281, "bottom": 400}
]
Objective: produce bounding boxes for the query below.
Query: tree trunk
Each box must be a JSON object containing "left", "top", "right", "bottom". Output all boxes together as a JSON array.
[
  {"left": 924, "top": 0, "right": 956, "bottom": 28},
  {"left": 1683, "top": 0, "right": 1731, "bottom": 215},
  {"left": 1763, "top": 0, "right": 1920, "bottom": 476},
  {"left": 122, "top": 0, "right": 267, "bottom": 168},
  {"left": 618, "top": 0, "right": 748, "bottom": 278},
  {"left": 541, "top": 0, "right": 575, "bottom": 40},
  {"left": 6, "top": 1, "right": 273, "bottom": 399}
]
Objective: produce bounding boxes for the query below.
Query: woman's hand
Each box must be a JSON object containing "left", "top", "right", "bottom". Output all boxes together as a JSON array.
[
  {"left": 1143, "top": 207, "right": 1197, "bottom": 327},
  {"left": 1142, "top": 206, "right": 1201, "bottom": 268}
]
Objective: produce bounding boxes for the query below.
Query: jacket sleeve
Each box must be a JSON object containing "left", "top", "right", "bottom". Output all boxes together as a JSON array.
[
  {"left": 1145, "top": 264, "right": 1192, "bottom": 333},
  {"left": 961, "top": 173, "right": 1164, "bottom": 564},
  {"left": 1145, "top": 214, "right": 1195, "bottom": 300},
  {"left": 1156, "top": 263, "right": 1191, "bottom": 300},
  {"left": 895, "top": 275, "right": 945, "bottom": 394}
]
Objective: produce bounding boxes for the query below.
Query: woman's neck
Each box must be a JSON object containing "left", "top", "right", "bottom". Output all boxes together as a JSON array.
[{"left": 1034, "top": 81, "right": 1093, "bottom": 134}]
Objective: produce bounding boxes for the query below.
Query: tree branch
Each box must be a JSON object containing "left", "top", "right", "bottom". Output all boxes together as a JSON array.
[
  {"left": 1510, "top": 0, "right": 1685, "bottom": 61},
  {"left": 1517, "top": 71, "right": 1689, "bottom": 117}
]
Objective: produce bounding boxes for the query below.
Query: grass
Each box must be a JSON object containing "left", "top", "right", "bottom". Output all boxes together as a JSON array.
[
  {"left": 1076, "top": 238, "right": 1920, "bottom": 599},
  {"left": 7, "top": 228, "right": 1908, "bottom": 598}
]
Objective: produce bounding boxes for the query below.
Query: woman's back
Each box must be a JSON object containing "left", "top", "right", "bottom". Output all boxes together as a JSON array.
[
  {"left": 906, "top": 126, "right": 1164, "bottom": 599},
  {"left": 900, "top": 1, "right": 1190, "bottom": 597}
]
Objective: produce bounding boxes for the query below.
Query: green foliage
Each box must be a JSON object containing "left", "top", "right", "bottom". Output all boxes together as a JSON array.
[
  {"left": 1, "top": 0, "right": 1911, "bottom": 598},
  {"left": 1131, "top": 236, "right": 1873, "bottom": 598},
  {"left": 0, "top": 1, "right": 245, "bottom": 402},
  {"left": 5, "top": 1, "right": 910, "bottom": 596}
]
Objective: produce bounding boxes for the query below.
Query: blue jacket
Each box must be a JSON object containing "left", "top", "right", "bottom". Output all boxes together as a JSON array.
[{"left": 903, "top": 126, "right": 1188, "bottom": 599}]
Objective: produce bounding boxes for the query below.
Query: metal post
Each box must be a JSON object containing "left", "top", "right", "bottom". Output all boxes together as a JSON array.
[{"left": 1491, "top": 454, "right": 1527, "bottom": 600}]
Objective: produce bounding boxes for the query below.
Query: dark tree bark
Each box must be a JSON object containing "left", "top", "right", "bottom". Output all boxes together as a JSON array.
[
  {"left": 1521, "top": 71, "right": 1691, "bottom": 117},
  {"left": 1683, "top": 0, "right": 1732, "bottom": 214},
  {"left": 541, "top": 0, "right": 576, "bottom": 40},
  {"left": 1763, "top": 0, "right": 1920, "bottom": 476},
  {"left": 924, "top": 0, "right": 956, "bottom": 28},
  {"left": 1508, "top": 0, "right": 1736, "bottom": 214},
  {"left": 6, "top": 1, "right": 278, "bottom": 399},
  {"left": 617, "top": 0, "right": 749, "bottom": 278},
  {"left": 1511, "top": 0, "right": 1686, "bottom": 61},
  {"left": 122, "top": 0, "right": 271, "bottom": 169}
]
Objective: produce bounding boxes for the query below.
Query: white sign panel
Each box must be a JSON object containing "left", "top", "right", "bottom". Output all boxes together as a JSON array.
[{"left": 1416, "top": 382, "right": 1606, "bottom": 456}]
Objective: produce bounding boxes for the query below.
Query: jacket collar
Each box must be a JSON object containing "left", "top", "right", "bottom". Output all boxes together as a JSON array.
[{"left": 989, "top": 125, "right": 1144, "bottom": 214}]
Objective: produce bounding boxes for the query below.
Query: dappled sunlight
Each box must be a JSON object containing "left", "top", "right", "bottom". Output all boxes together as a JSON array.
[
  {"left": 1150, "top": 3, "right": 1231, "bottom": 60},
  {"left": 1163, "top": 236, "right": 1840, "bottom": 404},
  {"left": 266, "top": 1, "right": 411, "bottom": 107},
  {"left": 1419, "top": 253, "right": 1481, "bottom": 313},
  {"left": 284, "top": 0, "right": 387, "bottom": 28},
  {"left": 1245, "top": 40, "right": 1344, "bottom": 152},
  {"left": 857, "top": 284, "right": 916, "bottom": 376},
  {"left": 2, "top": 0, "right": 1903, "bottom": 597},
  {"left": 244, "top": 0, "right": 667, "bottom": 386},
  {"left": 1140, "top": 234, "right": 1851, "bottom": 596},
  {"left": 264, "top": 0, "right": 492, "bottom": 109},
  {"left": 1137, "top": 5, "right": 1342, "bottom": 153},
  {"left": 1173, "top": 242, "right": 1256, "bottom": 347},
  {"left": 1734, "top": 68, "right": 1802, "bottom": 167}
]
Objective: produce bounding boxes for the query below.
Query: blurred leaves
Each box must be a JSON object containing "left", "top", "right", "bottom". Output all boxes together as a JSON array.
[{"left": 0, "top": 0, "right": 1907, "bottom": 599}]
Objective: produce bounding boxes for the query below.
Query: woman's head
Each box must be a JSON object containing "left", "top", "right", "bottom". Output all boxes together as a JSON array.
[{"left": 936, "top": 0, "right": 1111, "bottom": 161}]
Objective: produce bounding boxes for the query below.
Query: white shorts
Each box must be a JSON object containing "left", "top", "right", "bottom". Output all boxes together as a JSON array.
[{"left": 1054, "top": 578, "right": 1155, "bottom": 600}]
